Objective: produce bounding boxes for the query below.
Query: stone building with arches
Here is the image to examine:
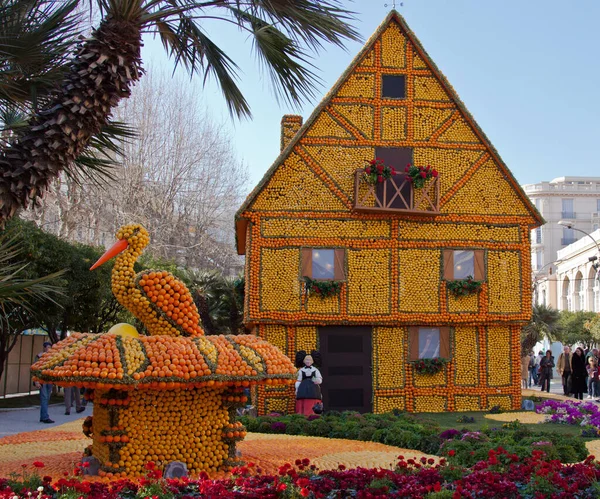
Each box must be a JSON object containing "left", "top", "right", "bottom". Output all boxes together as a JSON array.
[{"left": 537, "top": 230, "right": 600, "bottom": 312}]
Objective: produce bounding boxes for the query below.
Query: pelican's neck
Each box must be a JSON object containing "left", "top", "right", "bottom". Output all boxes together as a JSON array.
[{"left": 112, "top": 244, "right": 141, "bottom": 309}]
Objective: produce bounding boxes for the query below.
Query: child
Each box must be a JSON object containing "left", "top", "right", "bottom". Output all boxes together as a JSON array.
[{"left": 587, "top": 358, "right": 599, "bottom": 399}]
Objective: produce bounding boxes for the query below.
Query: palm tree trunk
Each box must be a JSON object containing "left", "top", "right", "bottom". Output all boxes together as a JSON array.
[
  {"left": 193, "top": 289, "right": 217, "bottom": 335},
  {"left": 0, "top": 16, "right": 143, "bottom": 221}
]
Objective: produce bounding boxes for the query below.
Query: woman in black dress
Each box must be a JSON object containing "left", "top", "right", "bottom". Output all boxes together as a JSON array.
[
  {"left": 571, "top": 347, "right": 588, "bottom": 400},
  {"left": 295, "top": 350, "right": 323, "bottom": 415},
  {"left": 539, "top": 350, "right": 554, "bottom": 393}
]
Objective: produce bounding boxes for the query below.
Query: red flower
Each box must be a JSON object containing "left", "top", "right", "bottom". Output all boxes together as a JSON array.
[
  {"left": 432, "top": 169, "right": 438, "bottom": 177},
  {"left": 434, "top": 482, "right": 442, "bottom": 492},
  {"left": 369, "top": 159, "right": 376, "bottom": 165},
  {"left": 81, "top": 461, "right": 90, "bottom": 468},
  {"left": 448, "top": 450, "right": 456, "bottom": 457},
  {"left": 420, "top": 171, "right": 427, "bottom": 178},
  {"left": 391, "top": 168, "right": 396, "bottom": 175},
  {"left": 404, "top": 166, "right": 409, "bottom": 172},
  {"left": 425, "top": 165, "right": 430, "bottom": 171},
  {"left": 278, "top": 483, "right": 287, "bottom": 491},
  {"left": 338, "top": 464, "right": 346, "bottom": 470},
  {"left": 300, "top": 488, "right": 310, "bottom": 497},
  {"left": 377, "top": 175, "right": 383, "bottom": 183},
  {"left": 33, "top": 461, "right": 45, "bottom": 468},
  {"left": 365, "top": 167, "right": 371, "bottom": 174},
  {"left": 144, "top": 461, "right": 155, "bottom": 470}
]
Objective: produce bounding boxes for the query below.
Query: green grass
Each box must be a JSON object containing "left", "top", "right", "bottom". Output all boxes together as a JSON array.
[
  {"left": 411, "top": 410, "right": 584, "bottom": 436},
  {"left": 0, "top": 393, "right": 63, "bottom": 409}
]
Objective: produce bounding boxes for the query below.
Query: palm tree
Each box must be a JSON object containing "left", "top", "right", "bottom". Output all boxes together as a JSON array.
[
  {"left": 521, "top": 304, "right": 561, "bottom": 354},
  {"left": 189, "top": 270, "right": 244, "bottom": 335},
  {"left": 0, "top": 0, "right": 359, "bottom": 220}
]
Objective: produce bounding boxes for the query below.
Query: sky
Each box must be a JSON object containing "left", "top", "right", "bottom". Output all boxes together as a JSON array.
[{"left": 141, "top": 0, "right": 600, "bottom": 192}]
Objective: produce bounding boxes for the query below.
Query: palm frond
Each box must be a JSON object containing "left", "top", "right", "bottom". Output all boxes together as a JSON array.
[
  {"left": 227, "top": 6, "right": 318, "bottom": 108},
  {"left": 0, "top": 0, "right": 81, "bottom": 108},
  {"left": 66, "top": 120, "right": 138, "bottom": 183},
  {"left": 154, "top": 15, "right": 250, "bottom": 117},
  {"left": 0, "top": 232, "right": 65, "bottom": 319},
  {"left": 237, "top": 0, "right": 361, "bottom": 51}
]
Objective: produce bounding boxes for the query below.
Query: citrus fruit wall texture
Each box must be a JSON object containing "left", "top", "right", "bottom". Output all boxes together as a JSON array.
[{"left": 236, "top": 12, "right": 541, "bottom": 414}]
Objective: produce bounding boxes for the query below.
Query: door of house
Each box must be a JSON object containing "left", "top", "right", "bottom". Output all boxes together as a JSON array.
[{"left": 318, "top": 326, "right": 372, "bottom": 413}]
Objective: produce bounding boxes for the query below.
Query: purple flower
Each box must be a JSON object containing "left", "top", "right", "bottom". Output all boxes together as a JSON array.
[
  {"left": 270, "top": 422, "right": 287, "bottom": 433},
  {"left": 439, "top": 429, "right": 461, "bottom": 440}
]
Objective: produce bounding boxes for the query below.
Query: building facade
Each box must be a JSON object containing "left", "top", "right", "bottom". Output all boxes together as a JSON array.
[
  {"left": 236, "top": 12, "right": 542, "bottom": 414},
  {"left": 523, "top": 177, "right": 600, "bottom": 276},
  {"left": 535, "top": 230, "right": 600, "bottom": 312}
]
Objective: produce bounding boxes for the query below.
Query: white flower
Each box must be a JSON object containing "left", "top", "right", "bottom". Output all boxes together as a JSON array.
[{"left": 37, "top": 487, "right": 44, "bottom": 492}]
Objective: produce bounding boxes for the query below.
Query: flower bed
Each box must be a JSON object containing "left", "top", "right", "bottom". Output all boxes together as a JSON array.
[
  {"left": 536, "top": 399, "right": 600, "bottom": 435},
  {"left": 3, "top": 451, "right": 600, "bottom": 499},
  {"left": 239, "top": 412, "right": 588, "bottom": 465}
]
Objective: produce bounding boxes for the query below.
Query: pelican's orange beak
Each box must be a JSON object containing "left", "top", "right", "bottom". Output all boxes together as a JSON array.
[{"left": 90, "top": 239, "right": 129, "bottom": 270}]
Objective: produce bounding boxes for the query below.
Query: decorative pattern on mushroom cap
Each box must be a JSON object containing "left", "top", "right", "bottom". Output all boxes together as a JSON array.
[{"left": 31, "top": 333, "right": 296, "bottom": 389}]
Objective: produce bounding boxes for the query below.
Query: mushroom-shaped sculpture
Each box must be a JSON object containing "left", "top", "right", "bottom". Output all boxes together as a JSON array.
[{"left": 31, "top": 224, "right": 296, "bottom": 477}]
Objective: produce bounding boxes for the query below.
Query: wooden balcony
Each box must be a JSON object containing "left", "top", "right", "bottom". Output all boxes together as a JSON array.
[{"left": 353, "top": 170, "right": 440, "bottom": 214}]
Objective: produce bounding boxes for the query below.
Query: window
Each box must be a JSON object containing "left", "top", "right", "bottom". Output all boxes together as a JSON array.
[
  {"left": 301, "top": 248, "right": 345, "bottom": 280},
  {"left": 443, "top": 249, "right": 485, "bottom": 281},
  {"left": 597, "top": 199, "right": 600, "bottom": 212},
  {"left": 561, "top": 198, "right": 574, "bottom": 218},
  {"left": 562, "top": 226, "right": 576, "bottom": 246},
  {"left": 373, "top": 147, "right": 413, "bottom": 209},
  {"left": 409, "top": 326, "right": 451, "bottom": 360},
  {"left": 535, "top": 228, "right": 542, "bottom": 244},
  {"left": 536, "top": 250, "right": 543, "bottom": 270},
  {"left": 312, "top": 249, "right": 335, "bottom": 279},
  {"left": 382, "top": 75, "right": 406, "bottom": 99}
]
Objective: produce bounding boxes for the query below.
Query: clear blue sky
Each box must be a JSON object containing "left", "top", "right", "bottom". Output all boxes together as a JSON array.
[{"left": 142, "top": 0, "right": 600, "bottom": 191}]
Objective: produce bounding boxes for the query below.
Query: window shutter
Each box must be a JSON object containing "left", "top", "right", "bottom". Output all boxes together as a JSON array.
[
  {"left": 301, "top": 248, "right": 313, "bottom": 278},
  {"left": 409, "top": 327, "right": 420, "bottom": 361},
  {"left": 439, "top": 327, "right": 451, "bottom": 358},
  {"left": 333, "top": 249, "right": 346, "bottom": 280},
  {"left": 474, "top": 250, "right": 485, "bottom": 280},
  {"left": 443, "top": 250, "right": 454, "bottom": 280}
]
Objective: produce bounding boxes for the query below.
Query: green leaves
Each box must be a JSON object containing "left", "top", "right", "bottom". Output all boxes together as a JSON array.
[
  {"left": 303, "top": 276, "right": 342, "bottom": 299},
  {"left": 446, "top": 276, "right": 483, "bottom": 297}
]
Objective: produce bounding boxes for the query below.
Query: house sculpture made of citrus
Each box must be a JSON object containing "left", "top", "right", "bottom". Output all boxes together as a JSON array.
[{"left": 235, "top": 11, "right": 543, "bottom": 414}]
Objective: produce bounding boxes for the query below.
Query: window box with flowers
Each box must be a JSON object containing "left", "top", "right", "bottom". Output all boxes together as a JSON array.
[
  {"left": 354, "top": 156, "right": 440, "bottom": 214},
  {"left": 409, "top": 357, "right": 450, "bottom": 375}
]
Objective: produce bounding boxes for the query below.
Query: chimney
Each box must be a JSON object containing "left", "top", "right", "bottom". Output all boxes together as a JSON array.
[{"left": 280, "top": 115, "right": 303, "bottom": 151}]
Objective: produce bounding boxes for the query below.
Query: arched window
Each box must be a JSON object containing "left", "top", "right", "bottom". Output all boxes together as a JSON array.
[
  {"left": 588, "top": 266, "right": 597, "bottom": 312},
  {"left": 561, "top": 277, "right": 571, "bottom": 311},
  {"left": 574, "top": 271, "right": 584, "bottom": 311}
]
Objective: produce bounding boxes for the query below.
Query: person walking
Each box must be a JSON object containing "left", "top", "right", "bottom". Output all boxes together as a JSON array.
[
  {"left": 528, "top": 351, "right": 538, "bottom": 387},
  {"left": 585, "top": 349, "right": 599, "bottom": 395},
  {"left": 587, "top": 358, "right": 600, "bottom": 400},
  {"left": 32, "top": 342, "right": 54, "bottom": 424},
  {"left": 571, "top": 347, "right": 588, "bottom": 400},
  {"left": 64, "top": 387, "right": 85, "bottom": 415},
  {"left": 539, "top": 350, "right": 555, "bottom": 393},
  {"left": 521, "top": 351, "right": 531, "bottom": 389},
  {"left": 535, "top": 351, "right": 544, "bottom": 386},
  {"left": 557, "top": 346, "right": 572, "bottom": 396}
]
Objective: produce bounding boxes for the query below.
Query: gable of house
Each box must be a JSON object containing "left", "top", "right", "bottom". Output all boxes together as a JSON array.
[{"left": 236, "top": 11, "right": 542, "bottom": 254}]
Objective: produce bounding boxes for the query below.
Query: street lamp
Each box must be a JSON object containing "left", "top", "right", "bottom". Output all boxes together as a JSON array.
[{"left": 557, "top": 221, "right": 600, "bottom": 278}]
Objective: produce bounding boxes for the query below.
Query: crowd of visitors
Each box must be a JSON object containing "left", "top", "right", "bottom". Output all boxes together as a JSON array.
[{"left": 522, "top": 346, "right": 600, "bottom": 399}]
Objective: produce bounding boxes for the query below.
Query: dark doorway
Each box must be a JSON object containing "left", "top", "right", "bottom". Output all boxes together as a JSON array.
[{"left": 318, "top": 326, "right": 372, "bottom": 413}]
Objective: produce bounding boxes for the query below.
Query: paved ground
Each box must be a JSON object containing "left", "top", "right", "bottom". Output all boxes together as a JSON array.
[
  {"left": 0, "top": 378, "right": 578, "bottom": 439},
  {"left": 0, "top": 402, "right": 91, "bottom": 438}
]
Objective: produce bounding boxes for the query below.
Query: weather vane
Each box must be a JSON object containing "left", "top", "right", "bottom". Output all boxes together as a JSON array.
[{"left": 384, "top": 1, "right": 403, "bottom": 7}]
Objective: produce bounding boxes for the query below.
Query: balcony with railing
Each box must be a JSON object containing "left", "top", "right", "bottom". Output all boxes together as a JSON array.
[
  {"left": 560, "top": 211, "right": 577, "bottom": 220},
  {"left": 353, "top": 170, "right": 440, "bottom": 214},
  {"left": 561, "top": 237, "right": 578, "bottom": 246}
]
